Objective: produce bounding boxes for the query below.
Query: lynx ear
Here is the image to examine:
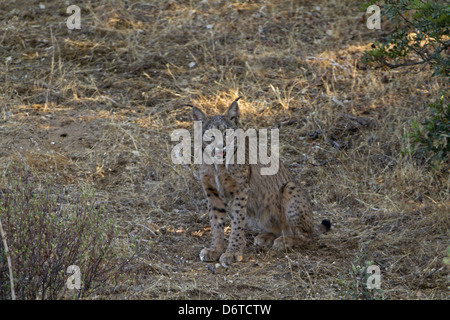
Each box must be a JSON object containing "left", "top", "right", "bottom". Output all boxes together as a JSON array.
[
  {"left": 192, "top": 106, "right": 206, "bottom": 122},
  {"left": 225, "top": 97, "right": 242, "bottom": 125}
]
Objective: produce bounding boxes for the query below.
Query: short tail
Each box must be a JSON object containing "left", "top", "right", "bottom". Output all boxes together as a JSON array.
[{"left": 314, "top": 219, "right": 331, "bottom": 236}]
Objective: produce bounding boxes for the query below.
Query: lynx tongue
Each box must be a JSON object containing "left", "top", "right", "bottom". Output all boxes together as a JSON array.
[{"left": 214, "top": 147, "right": 226, "bottom": 160}]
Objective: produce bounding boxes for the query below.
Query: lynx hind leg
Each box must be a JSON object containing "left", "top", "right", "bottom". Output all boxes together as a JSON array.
[
  {"left": 272, "top": 182, "right": 314, "bottom": 251},
  {"left": 254, "top": 232, "right": 277, "bottom": 247},
  {"left": 272, "top": 233, "right": 312, "bottom": 251}
]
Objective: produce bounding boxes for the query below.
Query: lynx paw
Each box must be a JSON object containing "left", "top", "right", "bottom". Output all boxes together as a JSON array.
[
  {"left": 219, "top": 251, "right": 243, "bottom": 268},
  {"left": 254, "top": 233, "right": 276, "bottom": 247},
  {"left": 199, "top": 247, "right": 222, "bottom": 262},
  {"left": 272, "top": 235, "right": 310, "bottom": 251},
  {"left": 272, "top": 236, "right": 294, "bottom": 251}
]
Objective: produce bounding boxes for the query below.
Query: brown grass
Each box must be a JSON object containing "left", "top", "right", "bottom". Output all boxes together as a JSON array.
[{"left": 0, "top": 0, "right": 448, "bottom": 299}]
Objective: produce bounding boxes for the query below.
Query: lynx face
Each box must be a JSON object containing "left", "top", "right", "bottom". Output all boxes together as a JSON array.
[{"left": 192, "top": 98, "right": 240, "bottom": 163}]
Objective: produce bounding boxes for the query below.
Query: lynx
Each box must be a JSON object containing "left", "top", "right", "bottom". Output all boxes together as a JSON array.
[{"left": 191, "top": 97, "right": 331, "bottom": 267}]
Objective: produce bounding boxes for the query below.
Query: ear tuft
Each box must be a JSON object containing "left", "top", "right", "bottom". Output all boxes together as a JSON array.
[
  {"left": 225, "top": 97, "right": 242, "bottom": 125},
  {"left": 192, "top": 106, "right": 206, "bottom": 122}
]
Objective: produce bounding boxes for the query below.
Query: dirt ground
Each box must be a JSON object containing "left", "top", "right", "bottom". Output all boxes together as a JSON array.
[{"left": 0, "top": 0, "right": 448, "bottom": 299}]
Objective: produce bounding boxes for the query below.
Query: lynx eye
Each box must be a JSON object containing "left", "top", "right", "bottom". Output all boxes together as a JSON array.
[{"left": 204, "top": 131, "right": 215, "bottom": 141}]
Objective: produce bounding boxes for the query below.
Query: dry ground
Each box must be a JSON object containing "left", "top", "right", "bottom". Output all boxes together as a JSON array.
[{"left": 0, "top": 0, "right": 448, "bottom": 299}]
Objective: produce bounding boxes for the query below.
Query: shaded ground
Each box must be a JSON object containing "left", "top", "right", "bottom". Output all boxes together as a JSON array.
[{"left": 0, "top": 0, "right": 448, "bottom": 299}]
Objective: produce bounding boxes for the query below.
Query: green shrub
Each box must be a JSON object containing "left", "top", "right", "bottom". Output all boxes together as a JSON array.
[
  {"left": 337, "top": 255, "right": 385, "bottom": 300},
  {"left": 444, "top": 246, "right": 450, "bottom": 265},
  {"left": 361, "top": 0, "right": 449, "bottom": 166},
  {"left": 409, "top": 90, "right": 449, "bottom": 165},
  {"left": 362, "top": 0, "right": 449, "bottom": 76},
  {"left": 0, "top": 169, "right": 124, "bottom": 300}
]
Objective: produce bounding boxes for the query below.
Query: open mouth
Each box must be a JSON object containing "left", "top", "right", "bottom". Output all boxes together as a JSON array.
[{"left": 214, "top": 147, "right": 226, "bottom": 160}]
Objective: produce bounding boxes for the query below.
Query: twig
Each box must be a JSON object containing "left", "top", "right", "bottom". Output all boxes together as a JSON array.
[
  {"left": 0, "top": 217, "right": 16, "bottom": 300},
  {"left": 306, "top": 56, "right": 345, "bottom": 70},
  {"left": 130, "top": 222, "right": 157, "bottom": 236},
  {"left": 332, "top": 97, "right": 345, "bottom": 107},
  {"left": 338, "top": 113, "right": 372, "bottom": 126},
  {"left": 310, "top": 159, "right": 331, "bottom": 167},
  {"left": 420, "top": 266, "right": 444, "bottom": 284},
  {"left": 374, "top": 40, "right": 450, "bottom": 70}
]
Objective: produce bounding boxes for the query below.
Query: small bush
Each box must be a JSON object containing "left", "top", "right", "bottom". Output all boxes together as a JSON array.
[
  {"left": 0, "top": 169, "right": 125, "bottom": 300},
  {"left": 444, "top": 246, "right": 450, "bottom": 265},
  {"left": 409, "top": 90, "right": 450, "bottom": 166},
  {"left": 337, "top": 255, "right": 385, "bottom": 300},
  {"left": 361, "top": 0, "right": 449, "bottom": 77},
  {"left": 361, "top": 0, "right": 449, "bottom": 167}
]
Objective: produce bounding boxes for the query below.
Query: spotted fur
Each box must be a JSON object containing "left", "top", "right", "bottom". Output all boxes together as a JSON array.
[{"left": 192, "top": 98, "right": 330, "bottom": 267}]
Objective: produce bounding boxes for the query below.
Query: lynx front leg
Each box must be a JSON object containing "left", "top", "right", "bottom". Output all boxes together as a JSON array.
[
  {"left": 219, "top": 187, "right": 249, "bottom": 267},
  {"left": 200, "top": 186, "right": 227, "bottom": 262}
]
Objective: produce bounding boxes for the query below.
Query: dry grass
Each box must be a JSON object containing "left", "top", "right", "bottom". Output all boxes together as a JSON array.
[{"left": 0, "top": 0, "right": 448, "bottom": 299}]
